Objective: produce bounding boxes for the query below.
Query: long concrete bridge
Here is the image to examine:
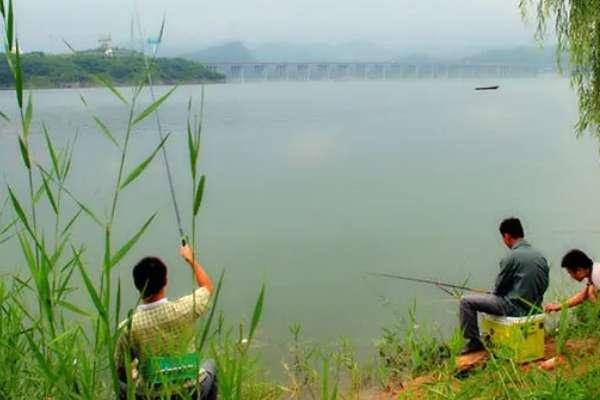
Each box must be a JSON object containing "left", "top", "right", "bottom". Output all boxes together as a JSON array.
[{"left": 205, "top": 62, "right": 551, "bottom": 82}]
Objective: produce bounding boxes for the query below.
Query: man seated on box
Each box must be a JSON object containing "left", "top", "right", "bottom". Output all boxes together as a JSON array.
[
  {"left": 459, "top": 217, "right": 550, "bottom": 355},
  {"left": 544, "top": 249, "right": 598, "bottom": 313},
  {"left": 115, "top": 245, "right": 217, "bottom": 400}
]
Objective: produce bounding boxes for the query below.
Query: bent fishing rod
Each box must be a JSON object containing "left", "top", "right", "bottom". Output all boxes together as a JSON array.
[{"left": 367, "top": 272, "right": 491, "bottom": 294}]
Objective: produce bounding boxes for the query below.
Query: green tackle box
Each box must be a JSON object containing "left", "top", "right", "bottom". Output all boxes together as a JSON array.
[
  {"left": 480, "top": 313, "right": 545, "bottom": 363},
  {"left": 142, "top": 352, "right": 200, "bottom": 385}
]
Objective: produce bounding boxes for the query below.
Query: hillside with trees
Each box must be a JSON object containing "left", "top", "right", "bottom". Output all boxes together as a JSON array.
[{"left": 0, "top": 50, "right": 224, "bottom": 88}]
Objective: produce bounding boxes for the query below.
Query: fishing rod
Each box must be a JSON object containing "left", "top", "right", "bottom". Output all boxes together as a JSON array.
[
  {"left": 367, "top": 272, "right": 490, "bottom": 294},
  {"left": 134, "top": 11, "right": 186, "bottom": 245}
]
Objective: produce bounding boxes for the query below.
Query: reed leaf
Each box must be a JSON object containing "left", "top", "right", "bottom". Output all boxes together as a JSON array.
[
  {"left": 56, "top": 261, "right": 77, "bottom": 303},
  {"left": 94, "top": 74, "right": 128, "bottom": 105},
  {"left": 187, "top": 120, "right": 197, "bottom": 179},
  {"left": 41, "top": 175, "right": 58, "bottom": 215},
  {"left": 33, "top": 183, "right": 45, "bottom": 204},
  {"left": 235, "top": 360, "right": 243, "bottom": 400},
  {"left": 321, "top": 357, "right": 330, "bottom": 400},
  {"left": 76, "top": 200, "right": 102, "bottom": 227},
  {"left": 61, "top": 209, "right": 82, "bottom": 237},
  {"left": 79, "top": 201, "right": 103, "bottom": 227},
  {"left": 157, "top": 17, "right": 166, "bottom": 44},
  {"left": 14, "top": 40, "right": 23, "bottom": 109},
  {"left": 59, "top": 254, "right": 75, "bottom": 274},
  {"left": 23, "top": 93, "right": 32, "bottom": 137},
  {"left": 0, "top": 217, "right": 16, "bottom": 236},
  {"left": 132, "top": 86, "right": 177, "bottom": 126},
  {"left": 39, "top": 244, "right": 55, "bottom": 332},
  {"left": 12, "top": 276, "right": 32, "bottom": 291},
  {"left": 114, "top": 278, "right": 122, "bottom": 330},
  {"left": 109, "top": 213, "right": 156, "bottom": 269},
  {"left": 50, "top": 233, "right": 69, "bottom": 267},
  {"left": 93, "top": 116, "right": 121, "bottom": 150},
  {"left": 37, "top": 165, "right": 103, "bottom": 226},
  {"left": 24, "top": 331, "right": 58, "bottom": 381},
  {"left": 11, "top": 293, "right": 36, "bottom": 323},
  {"left": 18, "top": 136, "right": 30, "bottom": 169},
  {"left": 17, "top": 234, "right": 36, "bottom": 282},
  {"left": 248, "top": 284, "right": 265, "bottom": 342},
  {"left": 0, "top": 110, "right": 8, "bottom": 122},
  {"left": 193, "top": 175, "right": 206, "bottom": 216},
  {"left": 73, "top": 247, "right": 107, "bottom": 322},
  {"left": 6, "top": 0, "right": 13, "bottom": 52},
  {"left": 61, "top": 136, "right": 77, "bottom": 181},
  {"left": 199, "top": 269, "right": 225, "bottom": 351},
  {"left": 42, "top": 124, "right": 61, "bottom": 178},
  {"left": 59, "top": 301, "right": 92, "bottom": 318},
  {"left": 7, "top": 186, "right": 32, "bottom": 235},
  {"left": 120, "top": 133, "right": 170, "bottom": 189},
  {"left": 103, "top": 225, "right": 111, "bottom": 272},
  {"left": 0, "top": 233, "right": 16, "bottom": 245}
]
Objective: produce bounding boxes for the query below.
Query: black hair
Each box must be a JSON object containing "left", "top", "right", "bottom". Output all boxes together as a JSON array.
[
  {"left": 133, "top": 257, "right": 167, "bottom": 298},
  {"left": 499, "top": 217, "right": 524, "bottom": 238},
  {"left": 561, "top": 249, "right": 593, "bottom": 271}
]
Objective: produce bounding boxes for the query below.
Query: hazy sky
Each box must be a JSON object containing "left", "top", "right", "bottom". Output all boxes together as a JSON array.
[{"left": 16, "top": 0, "right": 540, "bottom": 54}]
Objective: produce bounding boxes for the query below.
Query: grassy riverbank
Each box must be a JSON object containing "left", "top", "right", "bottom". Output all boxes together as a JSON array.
[{"left": 390, "top": 301, "right": 600, "bottom": 400}]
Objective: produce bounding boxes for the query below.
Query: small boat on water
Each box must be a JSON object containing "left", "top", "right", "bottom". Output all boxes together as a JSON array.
[{"left": 475, "top": 85, "right": 499, "bottom": 91}]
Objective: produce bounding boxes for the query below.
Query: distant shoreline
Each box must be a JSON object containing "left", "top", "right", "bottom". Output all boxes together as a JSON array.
[{"left": 0, "top": 79, "right": 226, "bottom": 91}]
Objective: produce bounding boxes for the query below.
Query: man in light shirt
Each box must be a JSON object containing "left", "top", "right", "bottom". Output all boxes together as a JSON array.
[
  {"left": 115, "top": 245, "right": 216, "bottom": 400},
  {"left": 545, "top": 249, "right": 598, "bottom": 312}
]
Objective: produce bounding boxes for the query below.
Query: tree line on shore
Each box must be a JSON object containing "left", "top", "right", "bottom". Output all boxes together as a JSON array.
[{"left": 0, "top": 50, "right": 224, "bottom": 89}]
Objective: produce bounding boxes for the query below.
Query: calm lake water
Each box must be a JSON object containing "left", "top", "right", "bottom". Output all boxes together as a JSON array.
[{"left": 2, "top": 78, "right": 600, "bottom": 365}]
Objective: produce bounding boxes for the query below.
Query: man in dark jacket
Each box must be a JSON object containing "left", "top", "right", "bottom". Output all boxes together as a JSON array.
[{"left": 459, "top": 217, "right": 549, "bottom": 354}]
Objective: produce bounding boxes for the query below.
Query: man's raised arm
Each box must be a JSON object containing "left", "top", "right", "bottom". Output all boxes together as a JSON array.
[{"left": 179, "top": 245, "right": 214, "bottom": 294}]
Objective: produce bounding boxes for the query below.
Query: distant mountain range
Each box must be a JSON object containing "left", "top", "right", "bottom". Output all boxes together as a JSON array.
[
  {"left": 251, "top": 42, "right": 395, "bottom": 63},
  {"left": 460, "top": 46, "right": 563, "bottom": 66},
  {"left": 184, "top": 41, "right": 256, "bottom": 63},
  {"left": 181, "top": 41, "right": 562, "bottom": 67},
  {"left": 183, "top": 41, "right": 396, "bottom": 63}
]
